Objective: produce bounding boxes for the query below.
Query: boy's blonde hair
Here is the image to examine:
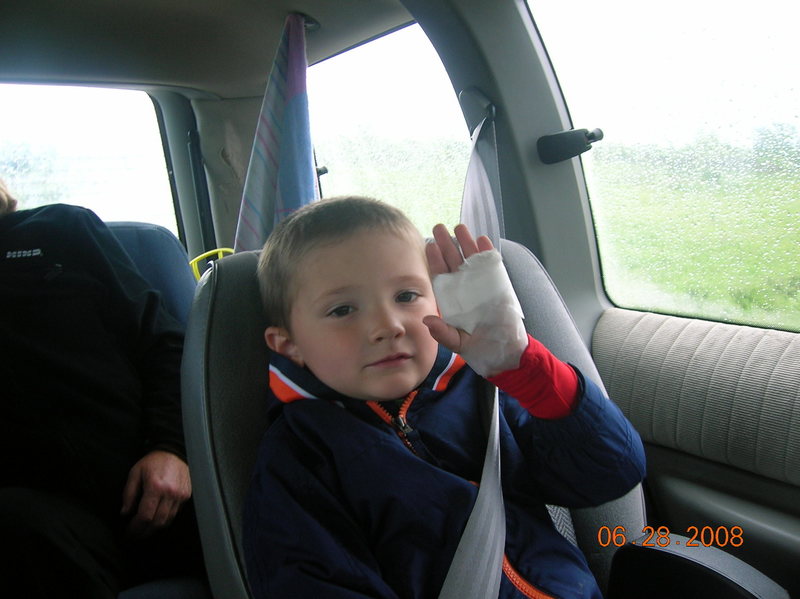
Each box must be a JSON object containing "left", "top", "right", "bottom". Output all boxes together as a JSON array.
[{"left": 257, "top": 196, "right": 423, "bottom": 329}]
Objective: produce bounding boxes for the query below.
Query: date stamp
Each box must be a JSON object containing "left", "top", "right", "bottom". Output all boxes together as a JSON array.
[{"left": 597, "top": 525, "right": 744, "bottom": 548}]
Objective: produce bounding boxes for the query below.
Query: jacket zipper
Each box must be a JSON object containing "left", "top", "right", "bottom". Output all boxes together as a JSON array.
[
  {"left": 367, "top": 391, "right": 418, "bottom": 453},
  {"left": 503, "top": 555, "right": 559, "bottom": 599},
  {"left": 369, "top": 393, "right": 557, "bottom": 599}
]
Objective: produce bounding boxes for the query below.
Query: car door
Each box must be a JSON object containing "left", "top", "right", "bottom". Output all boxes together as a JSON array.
[{"left": 525, "top": 1, "right": 800, "bottom": 595}]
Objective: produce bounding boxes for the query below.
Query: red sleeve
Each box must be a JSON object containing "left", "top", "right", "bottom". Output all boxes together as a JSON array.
[{"left": 487, "top": 334, "right": 579, "bottom": 420}]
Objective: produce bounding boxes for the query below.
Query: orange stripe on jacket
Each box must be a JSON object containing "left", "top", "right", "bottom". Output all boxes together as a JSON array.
[
  {"left": 433, "top": 353, "right": 467, "bottom": 391},
  {"left": 269, "top": 365, "right": 317, "bottom": 403}
]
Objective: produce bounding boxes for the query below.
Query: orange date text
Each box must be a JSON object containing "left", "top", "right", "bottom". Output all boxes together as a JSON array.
[{"left": 596, "top": 525, "right": 743, "bottom": 548}]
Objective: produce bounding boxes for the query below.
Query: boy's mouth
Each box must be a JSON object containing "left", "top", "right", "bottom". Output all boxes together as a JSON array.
[{"left": 367, "top": 353, "right": 412, "bottom": 368}]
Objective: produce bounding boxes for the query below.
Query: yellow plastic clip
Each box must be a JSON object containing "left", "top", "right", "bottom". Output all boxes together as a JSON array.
[{"left": 190, "top": 248, "right": 234, "bottom": 280}]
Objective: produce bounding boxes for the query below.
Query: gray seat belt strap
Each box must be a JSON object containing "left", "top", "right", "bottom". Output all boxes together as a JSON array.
[
  {"left": 459, "top": 90, "right": 504, "bottom": 249},
  {"left": 438, "top": 382, "right": 505, "bottom": 599},
  {"left": 439, "top": 90, "right": 506, "bottom": 599}
]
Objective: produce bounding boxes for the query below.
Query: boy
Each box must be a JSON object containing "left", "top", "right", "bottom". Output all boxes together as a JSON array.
[{"left": 244, "top": 196, "right": 645, "bottom": 598}]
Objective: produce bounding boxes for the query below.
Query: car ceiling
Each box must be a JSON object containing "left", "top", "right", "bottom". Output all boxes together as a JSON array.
[{"left": 0, "top": 0, "right": 413, "bottom": 98}]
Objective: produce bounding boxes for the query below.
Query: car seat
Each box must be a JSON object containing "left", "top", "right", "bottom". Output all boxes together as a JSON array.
[
  {"left": 108, "top": 221, "right": 197, "bottom": 326},
  {"left": 180, "top": 240, "right": 646, "bottom": 598}
]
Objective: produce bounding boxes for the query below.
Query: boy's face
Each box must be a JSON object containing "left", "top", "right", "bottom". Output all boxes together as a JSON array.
[{"left": 266, "top": 229, "right": 440, "bottom": 402}]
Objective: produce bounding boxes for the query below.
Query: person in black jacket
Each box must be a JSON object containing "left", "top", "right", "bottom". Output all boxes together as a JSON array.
[{"left": 0, "top": 179, "right": 202, "bottom": 597}]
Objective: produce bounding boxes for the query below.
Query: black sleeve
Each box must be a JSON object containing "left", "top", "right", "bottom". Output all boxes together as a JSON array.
[{"left": 65, "top": 206, "right": 187, "bottom": 459}]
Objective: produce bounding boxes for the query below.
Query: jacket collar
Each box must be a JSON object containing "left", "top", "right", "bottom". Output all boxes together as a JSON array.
[{"left": 268, "top": 345, "right": 466, "bottom": 404}]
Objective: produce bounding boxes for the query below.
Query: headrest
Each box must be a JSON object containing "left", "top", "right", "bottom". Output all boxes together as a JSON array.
[{"left": 108, "top": 221, "right": 196, "bottom": 326}]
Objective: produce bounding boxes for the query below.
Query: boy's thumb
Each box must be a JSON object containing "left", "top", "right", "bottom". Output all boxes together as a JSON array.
[{"left": 423, "top": 315, "right": 463, "bottom": 353}]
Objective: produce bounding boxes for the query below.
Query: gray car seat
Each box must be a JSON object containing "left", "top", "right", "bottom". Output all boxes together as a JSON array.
[
  {"left": 108, "top": 221, "right": 197, "bottom": 326},
  {"left": 180, "top": 240, "right": 646, "bottom": 599}
]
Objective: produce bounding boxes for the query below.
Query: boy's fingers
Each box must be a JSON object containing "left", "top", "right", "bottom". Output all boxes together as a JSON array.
[
  {"left": 453, "top": 224, "right": 479, "bottom": 258},
  {"left": 425, "top": 240, "right": 448, "bottom": 276},
  {"left": 423, "top": 315, "right": 465, "bottom": 353},
  {"left": 431, "top": 224, "right": 495, "bottom": 275},
  {"left": 454, "top": 224, "right": 494, "bottom": 258},
  {"left": 476, "top": 234, "right": 494, "bottom": 252},
  {"left": 432, "top": 224, "right": 463, "bottom": 272}
]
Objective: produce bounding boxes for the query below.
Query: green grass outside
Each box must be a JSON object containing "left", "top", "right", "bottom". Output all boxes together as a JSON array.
[
  {"left": 316, "top": 132, "right": 799, "bottom": 333},
  {"left": 314, "top": 132, "right": 468, "bottom": 237},
  {"left": 588, "top": 144, "right": 800, "bottom": 332}
]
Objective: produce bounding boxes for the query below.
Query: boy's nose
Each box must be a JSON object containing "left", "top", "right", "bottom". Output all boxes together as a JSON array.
[{"left": 370, "top": 306, "right": 405, "bottom": 343}]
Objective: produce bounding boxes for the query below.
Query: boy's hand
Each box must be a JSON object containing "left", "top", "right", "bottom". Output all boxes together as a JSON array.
[
  {"left": 424, "top": 224, "right": 528, "bottom": 378},
  {"left": 423, "top": 223, "right": 493, "bottom": 353}
]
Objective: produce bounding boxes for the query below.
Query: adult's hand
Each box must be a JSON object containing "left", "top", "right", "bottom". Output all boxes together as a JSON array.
[{"left": 121, "top": 449, "right": 192, "bottom": 538}]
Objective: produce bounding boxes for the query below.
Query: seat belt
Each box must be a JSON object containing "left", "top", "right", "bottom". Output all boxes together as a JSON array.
[
  {"left": 438, "top": 380, "right": 505, "bottom": 599},
  {"left": 459, "top": 94, "right": 504, "bottom": 250},
  {"left": 438, "top": 91, "right": 506, "bottom": 599}
]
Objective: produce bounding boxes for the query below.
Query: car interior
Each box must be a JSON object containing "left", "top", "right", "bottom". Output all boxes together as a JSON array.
[{"left": 1, "top": 0, "right": 797, "bottom": 597}]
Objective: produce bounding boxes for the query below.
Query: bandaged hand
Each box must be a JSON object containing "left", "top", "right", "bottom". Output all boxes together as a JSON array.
[{"left": 423, "top": 224, "right": 528, "bottom": 378}]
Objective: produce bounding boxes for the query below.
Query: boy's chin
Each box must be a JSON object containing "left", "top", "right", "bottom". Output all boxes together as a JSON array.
[
  {"left": 349, "top": 379, "right": 423, "bottom": 403},
  {"left": 326, "top": 366, "right": 433, "bottom": 402},
  {"left": 352, "top": 387, "right": 418, "bottom": 402}
]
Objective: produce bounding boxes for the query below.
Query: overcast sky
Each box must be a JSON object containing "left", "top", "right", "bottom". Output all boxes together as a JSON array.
[{"left": 308, "top": 2, "right": 800, "bottom": 148}]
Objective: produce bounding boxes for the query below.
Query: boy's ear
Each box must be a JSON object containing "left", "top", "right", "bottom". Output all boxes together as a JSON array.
[{"left": 264, "top": 326, "right": 304, "bottom": 366}]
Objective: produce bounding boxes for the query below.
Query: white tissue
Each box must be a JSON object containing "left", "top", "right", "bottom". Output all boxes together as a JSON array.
[{"left": 432, "top": 249, "right": 527, "bottom": 376}]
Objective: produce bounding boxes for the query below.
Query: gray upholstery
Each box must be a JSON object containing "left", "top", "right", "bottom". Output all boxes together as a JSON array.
[
  {"left": 182, "top": 251, "right": 266, "bottom": 599},
  {"left": 182, "top": 242, "right": 646, "bottom": 598},
  {"left": 108, "top": 221, "right": 197, "bottom": 326},
  {"left": 608, "top": 532, "right": 790, "bottom": 598},
  {"left": 593, "top": 307, "right": 800, "bottom": 485},
  {"left": 500, "top": 241, "right": 645, "bottom": 591},
  {"left": 593, "top": 307, "right": 799, "bottom": 597}
]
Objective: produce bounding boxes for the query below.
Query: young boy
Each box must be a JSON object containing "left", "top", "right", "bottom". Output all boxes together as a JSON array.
[{"left": 243, "top": 196, "right": 645, "bottom": 599}]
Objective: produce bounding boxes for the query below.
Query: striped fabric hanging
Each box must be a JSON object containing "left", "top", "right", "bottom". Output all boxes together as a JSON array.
[{"left": 234, "top": 13, "right": 319, "bottom": 252}]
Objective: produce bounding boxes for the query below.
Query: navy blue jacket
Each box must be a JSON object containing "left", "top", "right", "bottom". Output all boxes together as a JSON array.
[{"left": 244, "top": 345, "right": 645, "bottom": 598}]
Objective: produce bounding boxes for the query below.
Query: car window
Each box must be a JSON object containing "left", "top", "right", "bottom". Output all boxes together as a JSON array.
[
  {"left": 0, "top": 84, "right": 178, "bottom": 234},
  {"left": 531, "top": 0, "right": 799, "bottom": 332},
  {"left": 307, "top": 24, "right": 470, "bottom": 237}
]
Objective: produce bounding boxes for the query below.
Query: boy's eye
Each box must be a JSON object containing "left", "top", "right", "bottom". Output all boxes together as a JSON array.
[
  {"left": 327, "top": 305, "right": 354, "bottom": 318},
  {"left": 396, "top": 291, "right": 419, "bottom": 303}
]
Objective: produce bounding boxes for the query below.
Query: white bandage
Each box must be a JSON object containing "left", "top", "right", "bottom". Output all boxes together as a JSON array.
[{"left": 432, "top": 249, "right": 528, "bottom": 377}]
